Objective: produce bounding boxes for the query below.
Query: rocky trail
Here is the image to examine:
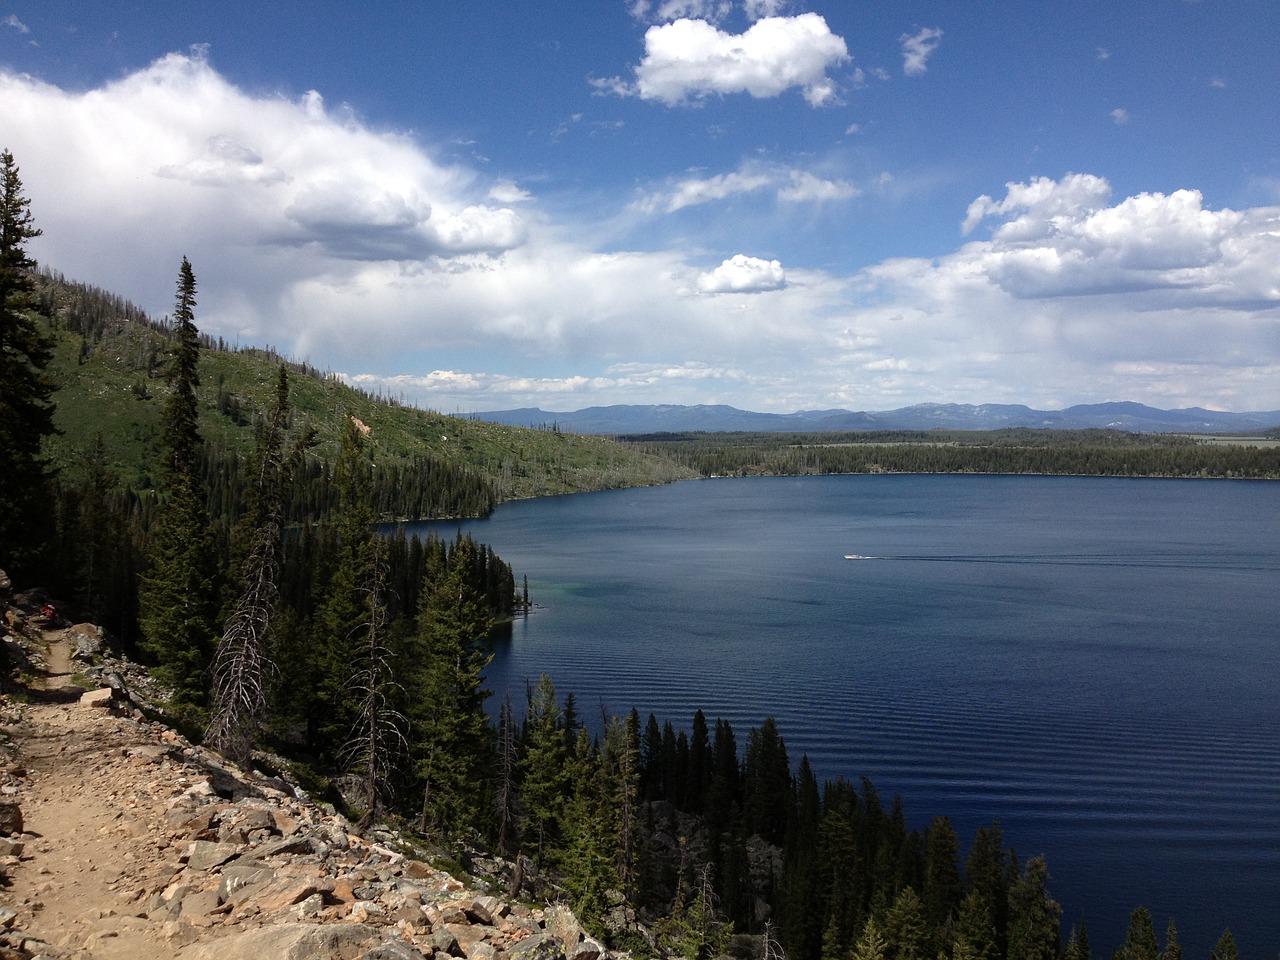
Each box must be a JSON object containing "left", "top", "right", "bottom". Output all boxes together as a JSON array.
[{"left": 0, "top": 605, "right": 605, "bottom": 960}]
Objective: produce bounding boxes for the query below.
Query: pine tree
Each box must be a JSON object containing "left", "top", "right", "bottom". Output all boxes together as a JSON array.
[
  {"left": 1209, "top": 930, "right": 1236, "bottom": 960},
  {"left": 411, "top": 534, "right": 495, "bottom": 838},
  {"left": 312, "top": 414, "right": 378, "bottom": 756},
  {"left": 0, "top": 149, "right": 57, "bottom": 579},
  {"left": 1005, "top": 856, "right": 1060, "bottom": 960},
  {"left": 520, "top": 673, "right": 568, "bottom": 865},
  {"left": 138, "top": 258, "right": 218, "bottom": 723},
  {"left": 851, "top": 917, "right": 889, "bottom": 960},
  {"left": 1119, "top": 907, "right": 1159, "bottom": 960},
  {"left": 1159, "top": 918, "right": 1180, "bottom": 960}
]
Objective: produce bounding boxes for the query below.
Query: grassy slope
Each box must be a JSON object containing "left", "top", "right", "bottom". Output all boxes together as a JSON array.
[{"left": 42, "top": 311, "right": 695, "bottom": 507}]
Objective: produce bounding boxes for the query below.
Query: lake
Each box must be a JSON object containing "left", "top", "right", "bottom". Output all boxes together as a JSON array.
[{"left": 411, "top": 474, "right": 1280, "bottom": 958}]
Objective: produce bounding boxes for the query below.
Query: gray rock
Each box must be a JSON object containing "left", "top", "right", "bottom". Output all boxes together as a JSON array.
[
  {"left": 543, "top": 904, "right": 583, "bottom": 950},
  {"left": 508, "top": 933, "right": 567, "bottom": 960},
  {"left": 568, "top": 937, "right": 603, "bottom": 960},
  {"left": 186, "top": 840, "right": 240, "bottom": 870},
  {"left": 363, "top": 940, "right": 432, "bottom": 960},
  {"left": 431, "top": 927, "right": 460, "bottom": 957}
]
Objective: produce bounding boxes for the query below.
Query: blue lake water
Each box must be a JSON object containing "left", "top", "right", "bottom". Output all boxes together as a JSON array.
[{"left": 410, "top": 474, "right": 1280, "bottom": 958}]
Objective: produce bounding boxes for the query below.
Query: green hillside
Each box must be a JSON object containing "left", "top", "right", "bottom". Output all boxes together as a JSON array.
[{"left": 35, "top": 271, "right": 695, "bottom": 512}]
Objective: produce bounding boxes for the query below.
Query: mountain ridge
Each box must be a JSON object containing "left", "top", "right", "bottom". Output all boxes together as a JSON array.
[{"left": 470, "top": 401, "right": 1280, "bottom": 435}]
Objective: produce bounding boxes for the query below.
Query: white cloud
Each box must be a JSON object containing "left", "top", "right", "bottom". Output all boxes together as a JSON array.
[
  {"left": 696, "top": 254, "right": 787, "bottom": 293},
  {"left": 743, "top": 0, "right": 788, "bottom": 19},
  {"left": 900, "top": 27, "right": 943, "bottom": 76},
  {"left": 637, "top": 170, "right": 772, "bottom": 213},
  {"left": 4, "top": 14, "right": 30, "bottom": 33},
  {"left": 605, "top": 13, "right": 850, "bottom": 107},
  {"left": 2, "top": 53, "right": 1277, "bottom": 414},
  {"left": 488, "top": 180, "right": 533, "bottom": 204},
  {"left": 778, "top": 170, "right": 859, "bottom": 203},
  {"left": 1110, "top": 107, "right": 1130, "bottom": 125},
  {"left": 635, "top": 163, "right": 857, "bottom": 213}
]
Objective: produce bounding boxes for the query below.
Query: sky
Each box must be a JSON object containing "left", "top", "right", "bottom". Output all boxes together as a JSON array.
[{"left": 2, "top": 1, "right": 1278, "bottom": 414}]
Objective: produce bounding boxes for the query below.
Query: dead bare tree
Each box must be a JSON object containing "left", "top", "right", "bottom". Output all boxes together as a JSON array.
[
  {"left": 341, "top": 544, "right": 408, "bottom": 831},
  {"left": 206, "top": 519, "right": 278, "bottom": 766}
]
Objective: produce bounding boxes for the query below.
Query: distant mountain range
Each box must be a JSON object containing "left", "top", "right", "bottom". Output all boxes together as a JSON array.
[{"left": 470, "top": 402, "right": 1280, "bottom": 435}]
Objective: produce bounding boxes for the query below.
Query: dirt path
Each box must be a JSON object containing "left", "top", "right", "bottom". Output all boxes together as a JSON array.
[{"left": 3, "top": 630, "right": 188, "bottom": 959}]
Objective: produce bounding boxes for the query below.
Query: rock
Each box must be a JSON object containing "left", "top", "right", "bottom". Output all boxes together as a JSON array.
[
  {"left": 0, "top": 801, "right": 21, "bottom": 836},
  {"left": 67, "top": 622, "right": 107, "bottom": 661},
  {"left": 178, "top": 921, "right": 382, "bottom": 960},
  {"left": 568, "top": 937, "right": 603, "bottom": 960},
  {"left": 466, "top": 942, "right": 497, "bottom": 960},
  {"left": 185, "top": 840, "right": 240, "bottom": 870},
  {"left": 507, "top": 933, "right": 567, "bottom": 960},
  {"left": 430, "top": 927, "right": 460, "bottom": 956},
  {"left": 363, "top": 940, "right": 432, "bottom": 960},
  {"left": 241, "top": 833, "right": 315, "bottom": 861},
  {"left": 0, "top": 838, "right": 25, "bottom": 857},
  {"left": 543, "top": 904, "right": 583, "bottom": 951},
  {"left": 79, "top": 687, "right": 115, "bottom": 709}
]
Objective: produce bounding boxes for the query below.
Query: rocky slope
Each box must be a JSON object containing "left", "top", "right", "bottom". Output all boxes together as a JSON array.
[{"left": 0, "top": 588, "right": 608, "bottom": 960}]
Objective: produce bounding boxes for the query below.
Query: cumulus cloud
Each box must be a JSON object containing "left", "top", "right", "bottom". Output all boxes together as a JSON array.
[
  {"left": 1110, "top": 107, "right": 1130, "bottom": 125},
  {"left": 2, "top": 48, "right": 526, "bottom": 274},
  {"left": 900, "top": 27, "right": 942, "bottom": 76},
  {"left": 838, "top": 174, "right": 1280, "bottom": 410},
  {"left": 602, "top": 13, "right": 849, "bottom": 107},
  {"left": 696, "top": 254, "right": 787, "bottom": 293},
  {"left": 2, "top": 50, "right": 1277, "bottom": 413}
]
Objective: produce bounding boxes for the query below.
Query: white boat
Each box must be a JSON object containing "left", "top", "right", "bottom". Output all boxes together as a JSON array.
[{"left": 845, "top": 553, "right": 867, "bottom": 560}]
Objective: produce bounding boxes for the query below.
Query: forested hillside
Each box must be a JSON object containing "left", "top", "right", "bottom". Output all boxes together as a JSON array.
[
  {"left": 622, "top": 429, "right": 1280, "bottom": 480},
  {"left": 33, "top": 267, "right": 694, "bottom": 505}
]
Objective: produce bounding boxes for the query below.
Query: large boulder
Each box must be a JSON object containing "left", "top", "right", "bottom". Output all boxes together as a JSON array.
[{"left": 177, "top": 921, "right": 381, "bottom": 960}]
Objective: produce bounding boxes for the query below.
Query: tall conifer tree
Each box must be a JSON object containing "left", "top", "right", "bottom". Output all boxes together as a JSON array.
[
  {"left": 0, "top": 149, "right": 56, "bottom": 578},
  {"left": 139, "top": 257, "right": 218, "bottom": 722}
]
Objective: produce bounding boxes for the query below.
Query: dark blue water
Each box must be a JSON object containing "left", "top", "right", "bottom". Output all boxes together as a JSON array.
[{"left": 410, "top": 475, "right": 1280, "bottom": 958}]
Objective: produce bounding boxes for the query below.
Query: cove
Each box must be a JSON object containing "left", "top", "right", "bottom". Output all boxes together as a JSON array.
[{"left": 409, "top": 474, "right": 1280, "bottom": 957}]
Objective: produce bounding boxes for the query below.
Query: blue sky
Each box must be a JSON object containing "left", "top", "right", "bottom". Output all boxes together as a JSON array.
[{"left": 3, "top": 1, "right": 1278, "bottom": 413}]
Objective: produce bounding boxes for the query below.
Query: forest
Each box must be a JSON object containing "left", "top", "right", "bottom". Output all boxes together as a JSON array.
[
  {"left": 619, "top": 430, "right": 1280, "bottom": 481},
  {"left": 0, "top": 148, "right": 1254, "bottom": 960}
]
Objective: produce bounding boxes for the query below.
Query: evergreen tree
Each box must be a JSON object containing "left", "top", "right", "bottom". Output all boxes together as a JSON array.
[
  {"left": 1061, "top": 917, "right": 1090, "bottom": 960},
  {"left": 882, "top": 886, "right": 932, "bottom": 960},
  {"left": 1209, "top": 930, "right": 1236, "bottom": 960},
  {"left": 311, "top": 414, "right": 378, "bottom": 755},
  {"left": 604, "top": 709, "right": 642, "bottom": 902},
  {"left": 520, "top": 673, "right": 568, "bottom": 864},
  {"left": 411, "top": 534, "right": 495, "bottom": 838},
  {"left": 1160, "top": 919, "right": 1180, "bottom": 960},
  {"left": 1119, "top": 907, "right": 1160, "bottom": 960},
  {"left": 922, "top": 815, "right": 963, "bottom": 935},
  {"left": 953, "top": 890, "right": 998, "bottom": 960},
  {"left": 138, "top": 257, "right": 218, "bottom": 722},
  {"left": 562, "top": 726, "right": 621, "bottom": 928},
  {"left": 1005, "top": 856, "right": 1060, "bottom": 960},
  {"left": 0, "top": 149, "right": 57, "bottom": 579},
  {"left": 851, "top": 918, "right": 889, "bottom": 960}
]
